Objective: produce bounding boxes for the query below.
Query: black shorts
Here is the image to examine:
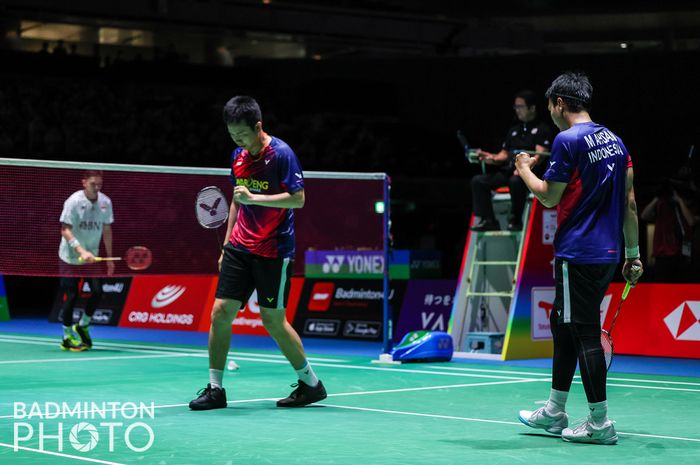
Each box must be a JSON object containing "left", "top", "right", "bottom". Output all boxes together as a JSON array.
[
  {"left": 553, "top": 258, "right": 616, "bottom": 325},
  {"left": 215, "top": 244, "right": 293, "bottom": 309}
]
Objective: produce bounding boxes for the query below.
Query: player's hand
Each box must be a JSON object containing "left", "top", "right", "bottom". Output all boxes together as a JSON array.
[
  {"left": 622, "top": 259, "right": 643, "bottom": 285},
  {"left": 514, "top": 152, "right": 536, "bottom": 173},
  {"left": 106, "top": 260, "right": 115, "bottom": 276},
  {"left": 79, "top": 250, "right": 96, "bottom": 263},
  {"left": 233, "top": 186, "right": 256, "bottom": 205},
  {"left": 476, "top": 149, "right": 491, "bottom": 163}
]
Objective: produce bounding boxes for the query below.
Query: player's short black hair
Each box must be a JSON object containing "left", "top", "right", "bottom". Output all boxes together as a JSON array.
[
  {"left": 515, "top": 89, "right": 537, "bottom": 108},
  {"left": 545, "top": 72, "right": 593, "bottom": 112},
  {"left": 222, "top": 96, "right": 262, "bottom": 129},
  {"left": 82, "top": 170, "right": 103, "bottom": 179}
]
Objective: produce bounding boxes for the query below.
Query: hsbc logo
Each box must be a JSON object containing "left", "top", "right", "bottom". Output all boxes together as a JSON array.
[
  {"left": 664, "top": 301, "right": 700, "bottom": 341},
  {"left": 151, "top": 285, "right": 186, "bottom": 308},
  {"left": 309, "top": 282, "right": 334, "bottom": 311},
  {"left": 322, "top": 255, "right": 345, "bottom": 274}
]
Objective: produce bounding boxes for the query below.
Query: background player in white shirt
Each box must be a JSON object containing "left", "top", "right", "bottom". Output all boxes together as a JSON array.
[{"left": 58, "top": 170, "right": 114, "bottom": 351}]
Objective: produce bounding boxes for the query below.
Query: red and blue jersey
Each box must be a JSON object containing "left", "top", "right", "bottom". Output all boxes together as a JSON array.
[
  {"left": 543, "top": 122, "right": 633, "bottom": 264},
  {"left": 229, "top": 136, "right": 304, "bottom": 258}
]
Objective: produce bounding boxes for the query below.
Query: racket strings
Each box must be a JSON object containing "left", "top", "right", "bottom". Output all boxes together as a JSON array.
[{"left": 196, "top": 186, "right": 229, "bottom": 229}]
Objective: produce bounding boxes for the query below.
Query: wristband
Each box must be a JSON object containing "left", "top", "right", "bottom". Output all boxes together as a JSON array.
[
  {"left": 625, "top": 246, "right": 640, "bottom": 259},
  {"left": 68, "top": 238, "right": 80, "bottom": 249}
]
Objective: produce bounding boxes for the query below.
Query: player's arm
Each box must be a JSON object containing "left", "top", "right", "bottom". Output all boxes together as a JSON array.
[
  {"left": 622, "top": 167, "right": 643, "bottom": 283},
  {"left": 223, "top": 198, "right": 238, "bottom": 248},
  {"left": 61, "top": 223, "right": 95, "bottom": 262},
  {"left": 234, "top": 187, "right": 305, "bottom": 209},
  {"left": 477, "top": 149, "right": 509, "bottom": 165},
  {"left": 514, "top": 153, "right": 567, "bottom": 207},
  {"left": 102, "top": 224, "right": 115, "bottom": 275}
]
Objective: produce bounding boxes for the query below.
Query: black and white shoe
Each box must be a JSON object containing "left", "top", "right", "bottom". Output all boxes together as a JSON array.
[
  {"left": 189, "top": 384, "right": 227, "bottom": 410},
  {"left": 277, "top": 380, "right": 327, "bottom": 408}
]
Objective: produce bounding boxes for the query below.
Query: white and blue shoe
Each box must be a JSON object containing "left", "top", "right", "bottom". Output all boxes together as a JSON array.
[
  {"left": 562, "top": 417, "right": 618, "bottom": 445},
  {"left": 518, "top": 405, "right": 569, "bottom": 435}
]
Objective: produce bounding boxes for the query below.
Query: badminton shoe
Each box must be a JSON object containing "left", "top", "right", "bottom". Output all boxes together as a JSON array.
[
  {"left": 562, "top": 417, "right": 618, "bottom": 445},
  {"left": 189, "top": 384, "right": 227, "bottom": 410},
  {"left": 60, "top": 336, "right": 88, "bottom": 352},
  {"left": 518, "top": 405, "right": 569, "bottom": 434},
  {"left": 277, "top": 380, "right": 327, "bottom": 407},
  {"left": 73, "top": 324, "right": 92, "bottom": 349}
]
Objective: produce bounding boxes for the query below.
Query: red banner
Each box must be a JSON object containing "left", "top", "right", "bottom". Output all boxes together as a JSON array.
[
  {"left": 119, "top": 275, "right": 217, "bottom": 331},
  {"left": 605, "top": 283, "right": 700, "bottom": 359}
]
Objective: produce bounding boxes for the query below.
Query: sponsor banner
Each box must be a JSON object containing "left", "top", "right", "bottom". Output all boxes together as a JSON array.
[
  {"left": 0, "top": 274, "right": 8, "bottom": 321},
  {"left": 501, "top": 202, "right": 557, "bottom": 359},
  {"left": 195, "top": 277, "right": 304, "bottom": 335},
  {"left": 606, "top": 283, "right": 700, "bottom": 359},
  {"left": 530, "top": 287, "right": 613, "bottom": 341},
  {"left": 119, "top": 275, "right": 216, "bottom": 331},
  {"left": 49, "top": 277, "right": 132, "bottom": 326},
  {"left": 305, "top": 250, "right": 431, "bottom": 279},
  {"left": 292, "top": 278, "right": 406, "bottom": 341},
  {"left": 394, "top": 280, "right": 456, "bottom": 342}
]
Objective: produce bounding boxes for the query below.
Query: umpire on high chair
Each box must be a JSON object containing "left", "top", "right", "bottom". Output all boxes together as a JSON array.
[{"left": 471, "top": 89, "right": 553, "bottom": 231}]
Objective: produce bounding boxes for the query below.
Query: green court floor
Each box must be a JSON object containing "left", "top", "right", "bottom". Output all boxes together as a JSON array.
[{"left": 0, "top": 332, "right": 698, "bottom": 465}]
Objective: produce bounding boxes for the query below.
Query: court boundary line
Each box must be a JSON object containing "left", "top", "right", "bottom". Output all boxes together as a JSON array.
[
  {"left": 0, "top": 334, "right": 347, "bottom": 362},
  {"left": 2, "top": 335, "right": 699, "bottom": 392},
  {"left": 1, "top": 380, "right": 699, "bottom": 444},
  {"left": 318, "top": 404, "right": 700, "bottom": 443},
  {"left": 0, "top": 441, "right": 127, "bottom": 465}
]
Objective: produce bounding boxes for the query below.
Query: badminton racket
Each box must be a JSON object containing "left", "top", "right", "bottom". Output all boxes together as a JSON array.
[
  {"left": 195, "top": 186, "right": 230, "bottom": 250},
  {"left": 601, "top": 265, "right": 640, "bottom": 371},
  {"left": 78, "top": 246, "right": 152, "bottom": 271}
]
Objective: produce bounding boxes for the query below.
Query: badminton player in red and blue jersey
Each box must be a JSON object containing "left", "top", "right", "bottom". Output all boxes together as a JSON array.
[
  {"left": 514, "top": 72, "right": 643, "bottom": 445},
  {"left": 190, "top": 96, "right": 326, "bottom": 411}
]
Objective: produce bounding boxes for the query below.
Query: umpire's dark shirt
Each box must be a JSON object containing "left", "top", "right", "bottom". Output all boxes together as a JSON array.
[{"left": 500, "top": 120, "right": 553, "bottom": 173}]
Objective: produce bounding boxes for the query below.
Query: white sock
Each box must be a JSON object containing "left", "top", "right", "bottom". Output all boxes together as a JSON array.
[
  {"left": 588, "top": 400, "right": 608, "bottom": 425},
  {"left": 63, "top": 326, "right": 73, "bottom": 340},
  {"left": 79, "top": 313, "right": 91, "bottom": 327},
  {"left": 295, "top": 361, "right": 319, "bottom": 387},
  {"left": 545, "top": 388, "right": 568, "bottom": 415},
  {"left": 209, "top": 369, "right": 224, "bottom": 389}
]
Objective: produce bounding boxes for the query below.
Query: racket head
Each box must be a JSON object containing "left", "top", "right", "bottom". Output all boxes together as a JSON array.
[
  {"left": 601, "top": 329, "right": 613, "bottom": 371},
  {"left": 125, "top": 246, "right": 152, "bottom": 271},
  {"left": 196, "top": 186, "right": 229, "bottom": 229}
]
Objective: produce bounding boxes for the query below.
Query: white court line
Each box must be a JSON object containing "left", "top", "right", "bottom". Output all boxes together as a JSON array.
[
  {"left": 607, "top": 382, "right": 700, "bottom": 393},
  {"left": 0, "top": 353, "right": 195, "bottom": 365},
  {"left": 1, "top": 384, "right": 699, "bottom": 444},
  {"left": 2, "top": 335, "right": 699, "bottom": 392},
  {"left": 0, "top": 334, "right": 347, "bottom": 363},
  {"left": 0, "top": 441, "right": 127, "bottom": 465},
  {"left": 432, "top": 365, "right": 700, "bottom": 387},
  {"left": 0, "top": 337, "right": 186, "bottom": 356},
  {"left": 0, "top": 380, "right": 538, "bottom": 420},
  {"left": 322, "top": 403, "right": 522, "bottom": 426},
  {"left": 319, "top": 404, "right": 700, "bottom": 443},
  {"left": 427, "top": 365, "right": 552, "bottom": 377}
]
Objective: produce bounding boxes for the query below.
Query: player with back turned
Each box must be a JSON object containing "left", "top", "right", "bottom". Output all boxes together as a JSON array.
[
  {"left": 514, "top": 72, "right": 643, "bottom": 444},
  {"left": 190, "top": 96, "right": 326, "bottom": 410}
]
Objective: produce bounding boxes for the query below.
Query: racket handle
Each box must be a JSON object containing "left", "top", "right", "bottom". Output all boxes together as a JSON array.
[
  {"left": 622, "top": 265, "right": 641, "bottom": 300},
  {"left": 78, "top": 257, "right": 121, "bottom": 263}
]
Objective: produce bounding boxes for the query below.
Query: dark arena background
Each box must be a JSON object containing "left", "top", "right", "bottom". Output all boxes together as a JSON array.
[{"left": 0, "top": 1, "right": 699, "bottom": 464}]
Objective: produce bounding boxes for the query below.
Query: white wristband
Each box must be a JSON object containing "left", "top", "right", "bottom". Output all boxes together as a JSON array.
[
  {"left": 68, "top": 238, "right": 80, "bottom": 249},
  {"left": 625, "top": 246, "right": 640, "bottom": 259}
]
